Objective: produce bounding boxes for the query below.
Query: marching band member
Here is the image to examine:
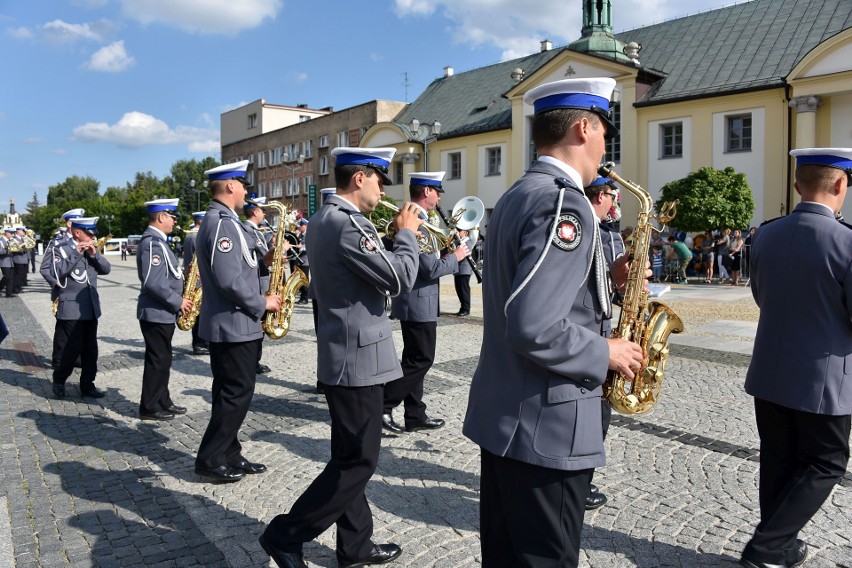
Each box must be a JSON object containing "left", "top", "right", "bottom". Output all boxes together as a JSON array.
[
  {"left": 136, "top": 198, "right": 193, "bottom": 421},
  {"left": 0, "top": 228, "right": 14, "bottom": 298},
  {"left": 260, "top": 147, "right": 422, "bottom": 568},
  {"left": 183, "top": 211, "right": 209, "bottom": 355},
  {"left": 382, "top": 171, "right": 469, "bottom": 435},
  {"left": 12, "top": 226, "right": 29, "bottom": 293},
  {"left": 243, "top": 195, "right": 274, "bottom": 376},
  {"left": 193, "top": 161, "right": 281, "bottom": 483},
  {"left": 462, "top": 78, "right": 644, "bottom": 567},
  {"left": 51, "top": 216, "right": 111, "bottom": 399}
]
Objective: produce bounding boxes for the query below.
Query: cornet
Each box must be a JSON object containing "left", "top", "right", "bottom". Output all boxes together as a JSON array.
[{"left": 379, "top": 201, "right": 452, "bottom": 254}]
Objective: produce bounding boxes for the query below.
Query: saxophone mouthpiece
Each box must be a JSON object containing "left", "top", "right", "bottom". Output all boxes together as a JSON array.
[{"left": 598, "top": 162, "right": 616, "bottom": 177}]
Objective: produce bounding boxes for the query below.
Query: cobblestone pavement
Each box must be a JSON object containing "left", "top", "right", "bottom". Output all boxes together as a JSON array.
[{"left": 0, "top": 260, "right": 850, "bottom": 567}]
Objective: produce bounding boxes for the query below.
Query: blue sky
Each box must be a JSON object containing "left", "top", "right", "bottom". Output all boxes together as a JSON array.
[{"left": 0, "top": 0, "right": 734, "bottom": 214}]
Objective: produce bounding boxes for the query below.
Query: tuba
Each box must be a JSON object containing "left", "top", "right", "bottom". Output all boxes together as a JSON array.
[
  {"left": 24, "top": 230, "right": 37, "bottom": 251},
  {"left": 6, "top": 235, "right": 22, "bottom": 253},
  {"left": 252, "top": 200, "right": 308, "bottom": 339},
  {"left": 177, "top": 253, "right": 202, "bottom": 331},
  {"left": 599, "top": 163, "right": 684, "bottom": 415}
]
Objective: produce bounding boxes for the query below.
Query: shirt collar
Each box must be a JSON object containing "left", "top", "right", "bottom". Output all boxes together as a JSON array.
[
  {"left": 537, "top": 156, "right": 585, "bottom": 191},
  {"left": 801, "top": 200, "right": 835, "bottom": 216},
  {"left": 147, "top": 225, "right": 167, "bottom": 241}
]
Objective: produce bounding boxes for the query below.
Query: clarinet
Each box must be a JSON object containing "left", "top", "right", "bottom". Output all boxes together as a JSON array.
[{"left": 435, "top": 204, "right": 483, "bottom": 284}]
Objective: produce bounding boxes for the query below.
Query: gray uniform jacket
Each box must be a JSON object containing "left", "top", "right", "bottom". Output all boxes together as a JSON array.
[
  {"left": 601, "top": 223, "right": 626, "bottom": 337},
  {"left": 307, "top": 194, "right": 420, "bottom": 387},
  {"left": 745, "top": 201, "right": 852, "bottom": 415},
  {"left": 390, "top": 226, "right": 459, "bottom": 322},
  {"left": 0, "top": 237, "right": 11, "bottom": 269},
  {"left": 51, "top": 239, "right": 111, "bottom": 320},
  {"left": 196, "top": 200, "right": 266, "bottom": 343},
  {"left": 463, "top": 160, "right": 611, "bottom": 471},
  {"left": 40, "top": 236, "right": 68, "bottom": 298},
  {"left": 183, "top": 230, "right": 197, "bottom": 269},
  {"left": 136, "top": 226, "right": 184, "bottom": 324},
  {"left": 12, "top": 236, "right": 29, "bottom": 265},
  {"left": 243, "top": 220, "right": 271, "bottom": 292}
]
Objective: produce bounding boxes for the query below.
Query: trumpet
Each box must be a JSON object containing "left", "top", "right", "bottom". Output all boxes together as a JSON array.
[{"left": 378, "top": 201, "right": 451, "bottom": 254}]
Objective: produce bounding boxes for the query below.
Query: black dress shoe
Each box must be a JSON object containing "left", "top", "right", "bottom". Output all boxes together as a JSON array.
[
  {"left": 256, "top": 363, "right": 272, "bottom": 374},
  {"left": 140, "top": 410, "right": 175, "bottom": 421},
  {"left": 52, "top": 383, "right": 66, "bottom": 399},
  {"left": 165, "top": 404, "right": 187, "bottom": 415},
  {"left": 297, "top": 298, "right": 309, "bottom": 304},
  {"left": 739, "top": 540, "right": 808, "bottom": 568},
  {"left": 455, "top": 310, "right": 470, "bottom": 317},
  {"left": 192, "top": 346, "right": 209, "bottom": 355},
  {"left": 382, "top": 413, "right": 405, "bottom": 434},
  {"left": 194, "top": 464, "right": 245, "bottom": 483},
  {"left": 586, "top": 484, "right": 607, "bottom": 510},
  {"left": 406, "top": 417, "right": 445, "bottom": 432},
  {"left": 80, "top": 386, "right": 106, "bottom": 398},
  {"left": 339, "top": 543, "right": 402, "bottom": 567},
  {"left": 231, "top": 458, "right": 267, "bottom": 474},
  {"left": 258, "top": 534, "right": 307, "bottom": 568}
]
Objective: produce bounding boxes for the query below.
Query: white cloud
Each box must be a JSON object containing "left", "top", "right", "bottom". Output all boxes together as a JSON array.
[
  {"left": 0, "top": 171, "right": 8, "bottom": 180},
  {"left": 7, "top": 27, "right": 33, "bottom": 39},
  {"left": 292, "top": 71, "right": 308, "bottom": 84},
  {"left": 120, "top": 0, "right": 283, "bottom": 35},
  {"left": 393, "top": 0, "right": 733, "bottom": 61},
  {"left": 188, "top": 139, "right": 220, "bottom": 154},
  {"left": 72, "top": 0, "right": 110, "bottom": 7},
  {"left": 86, "top": 40, "right": 135, "bottom": 72},
  {"left": 72, "top": 111, "right": 219, "bottom": 152},
  {"left": 41, "top": 19, "right": 102, "bottom": 42}
]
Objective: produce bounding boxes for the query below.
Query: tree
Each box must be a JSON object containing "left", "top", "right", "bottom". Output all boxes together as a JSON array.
[
  {"left": 170, "top": 157, "right": 220, "bottom": 219},
  {"left": 46, "top": 176, "right": 100, "bottom": 210},
  {"left": 655, "top": 166, "right": 755, "bottom": 232}
]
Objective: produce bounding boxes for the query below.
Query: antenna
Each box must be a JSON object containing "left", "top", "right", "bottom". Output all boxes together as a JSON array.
[{"left": 402, "top": 71, "right": 411, "bottom": 102}]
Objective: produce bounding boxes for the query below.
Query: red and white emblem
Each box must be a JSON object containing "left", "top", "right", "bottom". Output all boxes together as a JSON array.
[
  {"left": 217, "top": 237, "right": 233, "bottom": 253},
  {"left": 551, "top": 213, "right": 582, "bottom": 251},
  {"left": 151, "top": 255, "right": 161, "bottom": 266},
  {"left": 359, "top": 234, "right": 379, "bottom": 254}
]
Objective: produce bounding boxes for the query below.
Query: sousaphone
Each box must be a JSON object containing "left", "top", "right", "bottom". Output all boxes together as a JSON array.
[{"left": 450, "top": 196, "right": 485, "bottom": 248}]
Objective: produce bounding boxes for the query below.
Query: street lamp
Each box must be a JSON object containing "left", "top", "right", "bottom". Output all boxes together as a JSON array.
[
  {"left": 400, "top": 118, "right": 441, "bottom": 169},
  {"left": 190, "top": 179, "right": 208, "bottom": 211},
  {"left": 104, "top": 214, "right": 114, "bottom": 234},
  {"left": 282, "top": 153, "right": 305, "bottom": 198}
]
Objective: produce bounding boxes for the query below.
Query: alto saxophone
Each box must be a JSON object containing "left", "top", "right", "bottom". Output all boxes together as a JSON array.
[
  {"left": 177, "top": 253, "right": 202, "bottom": 331},
  {"left": 253, "top": 200, "right": 308, "bottom": 339},
  {"left": 599, "top": 163, "right": 684, "bottom": 414}
]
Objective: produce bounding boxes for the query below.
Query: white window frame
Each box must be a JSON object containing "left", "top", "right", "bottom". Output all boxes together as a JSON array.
[
  {"left": 303, "top": 175, "right": 313, "bottom": 195},
  {"left": 336, "top": 131, "right": 349, "bottom": 147},
  {"left": 257, "top": 151, "right": 266, "bottom": 168},
  {"left": 319, "top": 155, "right": 329, "bottom": 175},
  {"left": 319, "top": 135, "right": 329, "bottom": 148},
  {"left": 248, "top": 113, "right": 257, "bottom": 129},
  {"left": 486, "top": 147, "right": 501, "bottom": 176}
]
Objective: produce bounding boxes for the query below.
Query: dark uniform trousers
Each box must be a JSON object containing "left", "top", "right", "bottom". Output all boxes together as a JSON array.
[
  {"left": 480, "top": 449, "right": 592, "bottom": 568},
  {"left": 454, "top": 274, "right": 471, "bottom": 313},
  {"left": 50, "top": 318, "right": 78, "bottom": 369},
  {"left": 0, "top": 267, "right": 13, "bottom": 296},
  {"left": 139, "top": 320, "right": 177, "bottom": 414},
  {"left": 265, "top": 383, "right": 383, "bottom": 563},
  {"left": 191, "top": 320, "right": 207, "bottom": 350},
  {"left": 744, "top": 398, "right": 851, "bottom": 564},
  {"left": 52, "top": 319, "right": 98, "bottom": 389},
  {"left": 196, "top": 339, "right": 261, "bottom": 469},
  {"left": 383, "top": 320, "right": 435, "bottom": 424},
  {"left": 14, "top": 262, "right": 28, "bottom": 292}
]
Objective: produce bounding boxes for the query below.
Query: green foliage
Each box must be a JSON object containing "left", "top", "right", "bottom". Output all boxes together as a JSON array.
[
  {"left": 655, "top": 166, "right": 755, "bottom": 232},
  {"left": 46, "top": 176, "right": 100, "bottom": 210},
  {"left": 369, "top": 197, "right": 399, "bottom": 232}
]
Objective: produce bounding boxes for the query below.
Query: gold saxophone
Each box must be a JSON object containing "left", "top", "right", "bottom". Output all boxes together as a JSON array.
[
  {"left": 6, "top": 236, "right": 22, "bottom": 253},
  {"left": 599, "top": 163, "right": 684, "bottom": 414},
  {"left": 253, "top": 200, "right": 309, "bottom": 339},
  {"left": 177, "top": 253, "right": 202, "bottom": 331}
]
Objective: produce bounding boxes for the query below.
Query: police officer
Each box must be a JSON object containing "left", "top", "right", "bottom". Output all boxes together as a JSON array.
[
  {"left": 382, "top": 171, "right": 469, "bottom": 435},
  {"left": 295, "top": 219, "right": 310, "bottom": 304},
  {"left": 740, "top": 148, "right": 852, "bottom": 568},
  {"left": 453, "top": 229, "right": 473, "bottom": 317},
  {"left": 583, "top": 176, "right": 626, "bottom": 512},
  {"left": 243, "top": 195, "right": 274, "bottom": 376},
  {"left": 136, "top": 199, "right": 193, "bottom": 421},
  {"left": 183, "top": 211, "right": 209, "bottom": 355},
  {"left": 259, "top": 147, "right": 422, "bottom": 568},
  {"left": 12, "top": 227, "right": 29, "bottom": 293},
  {"left": 51, "top": 216, "right": 112, "bottom": 399},
  {"left": 0, "top": 228, "right": 14, "bottom": 298},
  {"left": 194, "top": 160, "right": 282, "bottom": 483},
  {"left": 462, "top": 78, "right": 645, "bottom": 567},
  {"left": 41, "top": 209, "right": 84, "bottom": 368}
]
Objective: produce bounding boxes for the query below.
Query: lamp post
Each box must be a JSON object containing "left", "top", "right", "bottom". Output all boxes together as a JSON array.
[
  {"left": 283, "top": 152, "right": 305, "bottom": 199},
  {"left": 104, "top": 214, "right": 114, "bottom": 234},
  {"left": 190, "top": 179, "right": 208, "bottom": 211},
  {"left": 401, "top": 118, "right": 441, "bottom": 170}
]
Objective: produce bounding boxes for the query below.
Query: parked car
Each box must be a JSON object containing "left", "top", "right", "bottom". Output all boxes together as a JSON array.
[{"left": 125, "top": 234, "right": 142, "bottom": 255}]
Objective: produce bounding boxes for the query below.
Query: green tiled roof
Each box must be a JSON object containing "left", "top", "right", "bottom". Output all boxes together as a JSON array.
[
  {"left": 394, "top": 50, "right": 562, "bottom": 140},
  {"left": 616, "top": 0, "right": 852, "bottom": 105}
]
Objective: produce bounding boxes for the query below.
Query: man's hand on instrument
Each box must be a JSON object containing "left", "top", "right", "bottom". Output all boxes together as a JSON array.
[
  {"left": 180, "top": 298, "right": 193, "bottom": 316},
  {"left": 453, "top": 243, "right": 471, "bottom": 261},
  {"left": 265, "top": 294, "right": 282, "bottom": 313},
  {"left": 612, "top": 254, "right": 650, "bottom": 293},
  {"left": 394, "top": 202, "right": 425, "bottom": 233},
  {"left": 607, "top": 338, "right": 645, "bottom": 379}
]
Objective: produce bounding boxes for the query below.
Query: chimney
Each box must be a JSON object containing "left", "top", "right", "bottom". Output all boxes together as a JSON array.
[
  {"left": 540, "top": 39, "right": 552, "bottom": 52},
  {"left": 444, "top": 66, "right": 454, "bottom": 78}
]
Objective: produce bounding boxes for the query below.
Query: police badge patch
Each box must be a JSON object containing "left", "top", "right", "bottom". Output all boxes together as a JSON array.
[
  {"left": 359, "top": 234, "right": 379, "bottom": 254},
  {"left": 256, "top": 238, "right": 264, "bottom": 249},
  {"left": 551, "top": 213, "right": 582, "bottom": 251},
  {"left": 217, "top": 237, "right": 233, "bottom": 253},
  {"left": 151, "top": 255, "right": 161, "bottom": 266}
]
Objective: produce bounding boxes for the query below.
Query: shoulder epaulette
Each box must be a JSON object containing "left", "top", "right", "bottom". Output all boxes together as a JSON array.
[
  {"left": 759, "top": 216, "right": 782, "bottom": 227},
  {"left": 554, "top": 177, "right": 581, "bottom": 192},
  {"left": 218, "top": 211, "right": 232, "bottom": 219}
]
